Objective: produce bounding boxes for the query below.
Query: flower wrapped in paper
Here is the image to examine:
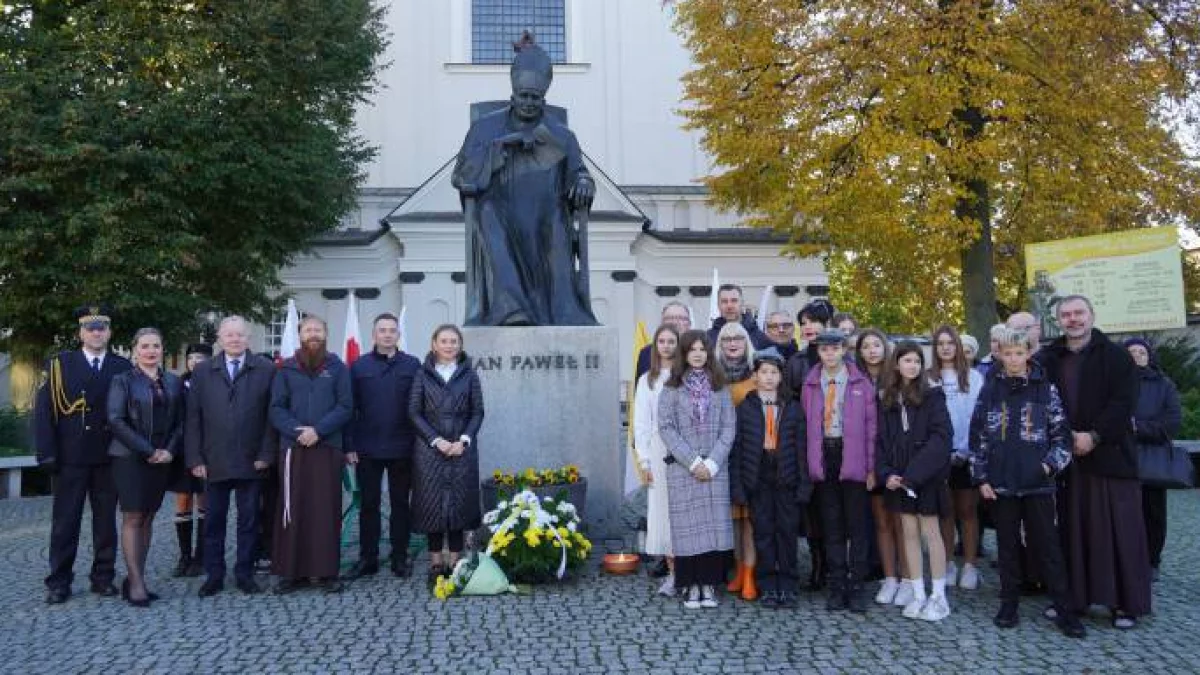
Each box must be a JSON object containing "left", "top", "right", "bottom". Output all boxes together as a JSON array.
[
  {"left": 432, "top": 552, "right": 516, "bottom": 600},
  {"left": 483, "top": 488, "right": 591, "bottom": 583}
]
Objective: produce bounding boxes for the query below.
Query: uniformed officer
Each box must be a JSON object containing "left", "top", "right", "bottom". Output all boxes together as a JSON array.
[{"left": 35, "top": 304, "right": 133, "bottom": 604}]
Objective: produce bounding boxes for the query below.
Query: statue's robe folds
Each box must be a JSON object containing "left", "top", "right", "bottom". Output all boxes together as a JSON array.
[{"left": 451, "top": 108, "right": 597, "bottom": 327}]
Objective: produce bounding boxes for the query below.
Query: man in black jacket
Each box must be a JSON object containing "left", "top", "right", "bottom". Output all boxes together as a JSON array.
[
  {"left": 1039, "top": 295, "right": 1150, "bottom": 628},
  {"left": 707, "top": 284, "right": 771, "bottom": 351},
  {"left": 35, "top": 304, "right": 132, "bottom": 604},
  {"left": 187, "top": 316, "right": 278, "bottom": 597},
  {"left": 344, "top": 313, "right": 421, "bottom": 579}
]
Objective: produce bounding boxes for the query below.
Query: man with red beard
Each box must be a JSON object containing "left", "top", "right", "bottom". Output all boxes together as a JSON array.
[{"left": 268, "top": 316, "right": 354, "bottom": 593}]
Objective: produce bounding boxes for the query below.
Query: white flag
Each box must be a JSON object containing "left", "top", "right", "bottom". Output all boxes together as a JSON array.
[
  {"left": 756, "top": 285, "right": 774, "bottom": 331},
  {"left": 398, "top": 305, "right": 409, "bottom": 354},
  {"left": 279, "top": 298, "right": 300, "bottom": 361},
  {"left": 708, "top": 268, "right": 720, "bottom": 323}
]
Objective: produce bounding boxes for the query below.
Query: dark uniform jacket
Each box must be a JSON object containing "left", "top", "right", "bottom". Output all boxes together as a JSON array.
[
  {"left": 185, "top": 352, "right": 278, "bottom": 482},
  {"left": 34, "top": 351, "right": 132, "bottom": 467}
]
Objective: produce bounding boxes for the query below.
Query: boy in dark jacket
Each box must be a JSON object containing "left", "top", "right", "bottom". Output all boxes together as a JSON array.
[
  {"left": 731, "top": 348, "right": 811, "bottom": 608},
  {"left": 969, "top": 327, "right": 1085, "bottom": 638}
]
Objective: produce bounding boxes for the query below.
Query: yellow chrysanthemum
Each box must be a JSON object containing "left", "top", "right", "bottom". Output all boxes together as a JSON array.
[{"left": 524, "top": 527, "right": 542, "bottom": 547}]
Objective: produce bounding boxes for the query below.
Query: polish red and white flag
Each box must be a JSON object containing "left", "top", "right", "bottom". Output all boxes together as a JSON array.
[{"left": 342, "top": 293, "right": 362, "bottom": 365}]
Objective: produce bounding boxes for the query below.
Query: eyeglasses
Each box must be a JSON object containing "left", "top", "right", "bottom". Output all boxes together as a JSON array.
[
  {"left": 719, "top": 336, "right": 746, "bottom": 343},
  {"left": 766, "top": 322, "right": 794, "bottom": 330}
]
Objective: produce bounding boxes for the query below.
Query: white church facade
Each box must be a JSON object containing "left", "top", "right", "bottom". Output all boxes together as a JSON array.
[{"left": 264, "top": 0, "right": 828, "bottom": 385}]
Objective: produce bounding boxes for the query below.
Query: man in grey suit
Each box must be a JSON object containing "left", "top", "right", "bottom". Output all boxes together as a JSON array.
[{"left": 187, "top": 316, "right": 277, "bottom": 597}]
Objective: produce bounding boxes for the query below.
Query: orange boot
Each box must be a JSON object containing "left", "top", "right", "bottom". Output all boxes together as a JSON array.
[
  {"left": 741, "top": 564, "right": 759, "bottom": 601},
  {"left": 726, "top": 561, "right": 745, "bottom": 593}
]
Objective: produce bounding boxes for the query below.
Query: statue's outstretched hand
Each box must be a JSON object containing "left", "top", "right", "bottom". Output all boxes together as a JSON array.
[{"left": 569, "top": 177, "right": 595, "bottom": 210}]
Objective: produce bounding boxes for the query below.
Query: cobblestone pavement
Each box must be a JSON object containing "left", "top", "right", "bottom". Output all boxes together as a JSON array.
[{"left": 2, "top": 490, "right": 1199, "bottom": 675}]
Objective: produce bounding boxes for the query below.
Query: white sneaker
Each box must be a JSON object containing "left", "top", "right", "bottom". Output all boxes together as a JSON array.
[
  {"left": 683, "top": 585, "right": 702, "bottom": 609},
  {"left": 700, "top": 585, "right": 719, "bottom": 608},
  {"left": 902, "top": 597, "right": 927, "bottom": 619},
  {"left": 658, "top": 575, "right": 676, "bottom": 597},
  {"left": 945, "top": 561, "right": 959, "bottom": 587},
  {"left": 893, "top": 581, "right": 915, "bottom": 607},
  {"left": 919, "top": 594, "right": 951, "bottom": 622},
  {"left": 958, "top": 563, "right": 980, "bottom": 590},
  {"left": 875, "top": 578, "right": 899, "bottom": 605}
]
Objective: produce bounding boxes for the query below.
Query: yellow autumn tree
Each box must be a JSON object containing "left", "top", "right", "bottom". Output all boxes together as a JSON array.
[{"left": 673, "top": 0, "right": 1200, "bottom": 337}]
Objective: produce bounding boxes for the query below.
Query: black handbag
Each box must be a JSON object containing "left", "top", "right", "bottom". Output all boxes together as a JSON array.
[{"left": 1138, "top": 443, "right": 1195, "bottom": 489}]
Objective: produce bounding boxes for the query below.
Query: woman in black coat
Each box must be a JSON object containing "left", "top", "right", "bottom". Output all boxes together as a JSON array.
[
  {"left": 1125, "top": 338, "right": 1183, "bottom": 581},
  {"left": 107, "top": 328, "right": 184, "bottom": 606},
  {"left": 408, "top": 324, "right": 485, "bottom": 580}
]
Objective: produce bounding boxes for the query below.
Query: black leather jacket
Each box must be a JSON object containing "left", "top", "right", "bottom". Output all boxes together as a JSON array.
[{"left": 107, "top": 368, "right": 184, "bottom": 459}]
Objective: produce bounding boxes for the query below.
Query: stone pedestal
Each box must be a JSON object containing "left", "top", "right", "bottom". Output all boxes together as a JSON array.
[{"left": 462, "top": 326, "right": 621, "bottom": 534}]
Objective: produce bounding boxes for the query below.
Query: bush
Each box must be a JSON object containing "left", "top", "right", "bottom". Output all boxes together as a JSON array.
[
  {"left": 0, "top": 407, "right": 32, "bottom": 453},
  {"left": 1181, "top": 390, "right": 1200, "bottom": 440},
  {"left": 1153, "top": 336, "right": 1200, "bottom": 440}
]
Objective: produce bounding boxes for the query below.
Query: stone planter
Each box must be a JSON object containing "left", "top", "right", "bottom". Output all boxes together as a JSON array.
[{"left": 480, "top": 478, "right": 588, "bottom": 520}]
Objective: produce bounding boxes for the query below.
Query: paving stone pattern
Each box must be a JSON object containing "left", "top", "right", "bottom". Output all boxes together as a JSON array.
[{"left": 2, "top": 491, "right": 1199, "bottom": 674}]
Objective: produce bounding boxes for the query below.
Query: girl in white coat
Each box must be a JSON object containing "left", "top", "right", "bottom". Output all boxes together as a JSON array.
[{"left": 634, "top": 325, "right": 680, "bottom": 596}]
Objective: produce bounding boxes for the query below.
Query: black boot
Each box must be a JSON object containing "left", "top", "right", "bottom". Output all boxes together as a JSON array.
[
  {"left": 825, "top": 577, "right": 848, "bottom": 611},
  {"left": 184, "top": 516, "right": 205, "bottom": 577},
  {"left": 173, "top": 519, "right": 193, "bottom": 577},
  {"left": 847, "top": 581, "right": 868, "bottom": 613},
  {"left": 806, "top": 540, "right": 826, "bottom": 591}
]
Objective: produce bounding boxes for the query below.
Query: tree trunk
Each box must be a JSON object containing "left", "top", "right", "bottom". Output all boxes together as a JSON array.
[
  {"left": 955, "top": 105, "right": 999, "bottom": 344},
  {"left": 959, "top": 177, "right": 998, "bottom": 346}
]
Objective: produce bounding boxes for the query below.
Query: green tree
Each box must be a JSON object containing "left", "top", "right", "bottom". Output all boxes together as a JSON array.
[
  {"left": 673, "top": 0, "right": 1200, "bottom": 338},
  {"left": 0, "top": 0, "right": 387, "bottom": 403}
]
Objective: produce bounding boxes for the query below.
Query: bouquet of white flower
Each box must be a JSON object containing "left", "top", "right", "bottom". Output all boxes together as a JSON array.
[{"left": 482, "top": 489, "right": 592, "bottom": 583}]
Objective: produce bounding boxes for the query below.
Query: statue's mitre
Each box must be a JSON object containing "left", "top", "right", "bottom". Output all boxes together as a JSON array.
[{"left": 510, "top": 31, "right": 553, "bottom": 95}]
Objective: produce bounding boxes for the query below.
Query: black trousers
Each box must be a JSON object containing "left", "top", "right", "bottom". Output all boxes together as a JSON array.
[
  {"left": 1142, "top": 486, "right": 1167, "bottom": 569},
  {"left": 993, "top": 494, "right": 1071, "bottom": 609},
  {"left": 46, "top": 464, "right": 117, "bottom": 591},
  {"left": 750, "top": 480, "right": 801, "bottom": 595},
  {"left": 356, "top": 457, "right": 413, "bottom": 564},
  {"left": 816, "top": 443, "right": 868, "bottom": 589},
  {"left": 257, "top": 468, "right": 279, "bottom": 562},
  {"left": 204, "top": 478, "right": 261, "bottom": 583}
]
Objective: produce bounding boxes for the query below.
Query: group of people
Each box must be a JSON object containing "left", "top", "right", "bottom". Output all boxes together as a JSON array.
[
  {"left": 36, "top": 305, "right": 486, "bottom": 606},
  {"left": 33, "top": 291, "right": 1178, "bottom": 635},
  {"left": 632, "top": 285, "right": 1176, "bottom": 636}
]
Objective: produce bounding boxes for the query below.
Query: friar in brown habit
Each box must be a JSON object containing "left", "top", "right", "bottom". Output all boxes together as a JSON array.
[{"left": 268, "top": 316, "right": 354, "bottom": 593}]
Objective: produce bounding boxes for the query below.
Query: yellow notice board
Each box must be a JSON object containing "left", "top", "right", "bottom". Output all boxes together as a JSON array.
[{"left": 1025, "top": 228, "right": 1184, "bottom": 334}]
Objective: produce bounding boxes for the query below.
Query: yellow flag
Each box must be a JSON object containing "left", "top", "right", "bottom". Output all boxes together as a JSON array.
[{"left": 627, "top": 321, "right": 652, "bottom": 478}]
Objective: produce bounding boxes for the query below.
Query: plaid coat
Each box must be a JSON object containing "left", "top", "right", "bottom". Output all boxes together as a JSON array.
[{"left": 657, "top": 384, "right": 736, "bottom": 557}]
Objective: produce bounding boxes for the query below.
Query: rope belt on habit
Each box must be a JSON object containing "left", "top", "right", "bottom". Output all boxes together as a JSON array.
[{"left": 283, "top": 447, "right": 294, "bottom": 528}]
